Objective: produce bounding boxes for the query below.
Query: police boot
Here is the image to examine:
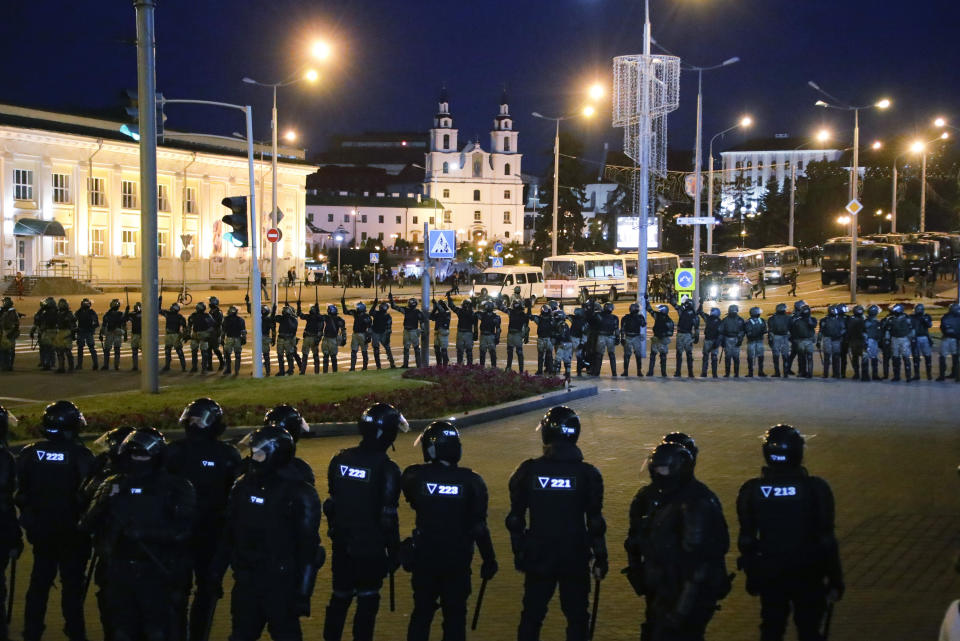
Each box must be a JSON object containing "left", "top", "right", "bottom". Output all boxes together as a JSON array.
[
  {"left": 353, "top": 593, "right": 381, "bottom": 641},
  {"left": 402, "top": 348, "right": 410, "bottom": 368},
  {"left": 323, "top": 355, "right": 329, "bottom": 373},
  {"left": 323, "top": 594, "right": 352, "bottom": 641},
  {"left": 832, "top": 354, "right": 842, "bottom": 379},
  {"left": 622, "top": 354, "right": 631, "bottom": 376},
  {"left": 162, "top": 348, "right": 172, "bottom": 371},
  {"left": 822, "top": 356, "right": 830, "bottom": 378},
  {"left": 660, "top": 356, "right": 667, "bottom": 377},
  {"left": 882, "top": 356, "right": 890, "bottom": 380},
  {"left": 507, "top": 349, "right": 515, "bottom": 372},
  {"left": 101, "top": 350, "right": 110, "bottom": 371},
  {"left": 190, "top": 349, "right": 199, "bottom": 373},
  {"left": 758, "top": 356, "right": 767, "bottom": 377},
  {"left": 891, "top": 358, "right": 901, "bottom": 382},
  {"left": 871, "top": 357, "right": 880, "bottom": 381},
  {"left": 772, "top": 355, "right": 782, "bottom": 377},
  {"left": 733, "top": 357, "right": 740, "bottom": 377},
  {"left": 535, "top": 352, "right": 543, "bottom": 375},
  {"left": 840, "top": 353, "right": 849, "bottom": 378},
  {"left": 56, "top": 352, "right": 65, "bottom": 373},
  {"left": 687, "top": 353, "right": 695, "bottom": 378},
  {"left": 90, "top": 350, "right": 99, "bottom": 371},
  {"left": 786, "top": 351, "right": 796, "bottom": 375},
  {"left": 852, "top": 359, "right": 861, "bottom": 380},
  {"left": 937, "top": 356, "right": 947, "bottom": 381},
  {"left": 746, "top": 358, "right": 754, "bottom": 377},
  {"left": 805, "top": 354, "right": 814, "bottom": 378},
  {"left": 701, "top": 357, "right": 709, "bottom": 378},
  {"left": 544, "top": 352, "right": 553, "bottom": 374},
  {"left": 233, "top": 352, "right": 241, "bottom": 375},
  {"left": 711, "top": 354, "right": 719, "bottom": 378},
  {"left": 456, "top": 348, "right": 464, "bottom": 365},
  {"left": 223, "top": 353, "right": 232, "bottom": 375},
  {"left": 674, "top": 352, "right": 682, "bottom": 377},
  {"left": 363, "top": 351, "right": 371, "bottom": 370},
  {"left": 903, "top": 358, "right": 912, "bottom": 382},
  {"left": 646, "top": 354, "right": 656, "bottom": 377},
  {"left": 350, "top": 351, "right": 358, "bottom": 371},
  {"left": 489, "top": 352, "right": 496, "bottom": 368},
  {"left": 331, "top": 354, "right": 338, "bottom": 372},
  {"left": 465, "top": 350, "right": 472, "bottom": 366},
  {"left": 65, "top": 352, "right": 74, "bottom": 372},
  {"left": 953, "top": 355, "right": 960, "bottom": 382},
  {"left": 314, "top": 353, "right": 321, "bottom": 374},
  {"left": 912, "top": 356, "right": 921, "bottom": 381},
  {"left": 924, "top": 355, "right": 932, "bottom": 381},
  {"left": 131, "top": 350, "right": 138, "bottom": 372},
  {"left": 375, "top": 350, "right": 383, "bottom": 369},
  {"left": 479, "top": 351, "right": 486, "bottom": 368},
  {"left": 517, "top": 350, "right": 524, "bottom": 373},
  {"left": 214, "top": 347, "right": 224, "bottom": 371},
  {"left": 277, "top": 357, "right": 286, "bottom": 376},
  {"left": 294, "top": 352, "right": 303, "bottom": 371},
  {"left": 635, "top": 354, "right": 644, "bottom": 377},
  {"left": 287, "top": 354, "right": 296, "bottom": 374},
  {"left": 76, "top": 347, "right": 83, "bottom": 370},
  {"left": 724, "top": 355, "right": 731, "bottom": 377},
  {"left": 263, "top": 355, "right": 271, "bottom": 376},
  {"left": 387, "top": 349, "right": 397, "bottom": 368}
]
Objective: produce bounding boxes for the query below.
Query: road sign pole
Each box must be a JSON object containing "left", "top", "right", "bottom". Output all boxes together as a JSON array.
[
  {"left": 421, "top": 222, "right": 430, "bottom": 367},
  {"left": 246, "top": 105, "right": 263, "bottom": 378}
]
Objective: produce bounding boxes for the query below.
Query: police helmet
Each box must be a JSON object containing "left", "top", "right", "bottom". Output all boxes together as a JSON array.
[
  {"left": 549, "top": 300, "right": 559, "bottom": 311},
  {"left": 261, "top": 305, "right": 271, "bottom": 315},
  {"left": 951, "top": 303, "right": 960, "bottom": 315},
  {"left": 327, "top": 304, "right": 338, "bottom": 315},
  {"left": 555, "top": 310, "right": 566, "bottom": 321},
  {"left": 170, "top": 303, "right": 181, "bottom": 313},
  {"left": 648, "top": 442, "right": 694, "bottom": 487},
  {"left": 195, "top": 301, "right": 206, "bottom": 313},
  {"left": 867, "top": 304, "right": 880, "bottom": 317},
  {"left": 283, "top": 305, "right": 296, "bottom": 316},
  {"left": 801, "top": 305, "right": 811, "bottom": 316},
  {"left": 0, "top": 406, "right": 16, "bottom": 443},
  {"left": 837, "top": 304, "right": 848, "bottom": 314},
  {"left": 603, "top": 302, "right": 615, "bottom": 313},
  {"left": 828, "top": 305, "right": 838, "bottom": 316},
  {"left": 574, "top": 307, "right": 584, "bottom": 317},
  {"left": 512, "top": 299, "right": 522, "bottom": 309},
  {"left": 358, "top": 403, "right": 410, "bottom": 451},
  {"left": 484, "top": 301, "right": 495, "bottom": 312},
  {"left": 682, "top": 298, "right": 694, "bottom": 310},
  {"left": 356, "top": 302, "right": 367, "bottom": 313},
  {"left": 514, "top": 286, "right": 522, "bottom": 294},
  {"left": 658, "top": 304, "right": 668, "bottom": 314},
  {"left": 91, "top": 426, "right": 135, "bottom": 462},
  {"left": 179, "top": 398, "right": 226, "bottom": 438},
  {"left": 408, "top": 298, "right": 418, "bottom": 308},
  {"left": 57, "top": 298, "right": 69, "bottom": 311},
  {"left": 41, "top": 400, "right": 86, "bottom": 439},
  {"left": 853, "top": 305, "right": 864, "bottom": 316},
  {"left": 462, "top": 299, "right": 473, "bottom": 309},
  {"left": 775, "top": 303, "right": 787, "bottom": 313},
  {"left": 415, "top": 420, "right": 462, "bottom": 464},
  {"left": 891, "top": 304, "right": 904, "bottom": 314},
  {"left": 243, "top": 424, "right": 295, "bottom": 473},
  {"left": 264, "top": 404, "right": 310, "bottom": 442},
  {"left": 728, "top": 304, "right": 739, "bottom": 314},
  {"left": 661, "top": 432, "right": 698, "bottom": 463},
  {"left": 380, "top": 302, "right": 390, "bottom": 312},
  {"left": 749, "top": 307, "right": 761, "bottom": 318},
  {"left": 537, "top": 406, "right": 580, "bottom": 445},
  {"left": 81, "top": 298, "right": 92, "bottom": 309},
  {"left": 794, "top": 300, "right": 807, "bottom": 312},
  {"left": 710, "top": 307, "right": 721, "bottom": 317},
  {"left": 227, "top": 305, "right": 238, "bottom": 315},
  {"left": 915, "top": 303, "right": 925, "bottom": 315},
  {"left": 209, "top": 296, "right": 220, "bottom": 306},
  {"left": 541, "top": 305, "right": 551, "bottom": 315},
  {"left": 118, "top": 428, "right": 166, "bottom": 473},
  {"left": 436, "top": 300, "right": 448, "bottom": 312},
  {"left": 133, "top": 302, "right": 142, "bottom": 313},
  {"left": 629, "top": 303, "right": 640, "bottom": 314},
  {"left": 110, "top": 299, "right": 121, "bottom": 310},
  {"left": 762, "top": 424, "right": 804, "bottom": 466},
  {"left": 1, "top": 297, "right": 12, "bottom": 309}
]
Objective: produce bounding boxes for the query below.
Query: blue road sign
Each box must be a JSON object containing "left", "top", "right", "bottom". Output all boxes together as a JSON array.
[
  {"left": 428, "top": 230, "right": 456, "bottom": 258},
  {"left": 493, "top": 241, "right": 504, "bottom": 254},
  {"left": 491, "top": 256, "right": 504, "bottom": 267},
  {"left": 675, "top": 267, "right": 696, "bottom": 290}
]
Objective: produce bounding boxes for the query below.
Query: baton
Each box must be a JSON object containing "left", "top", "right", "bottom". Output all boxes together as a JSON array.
[
  {"left": 822, "top": 602, "right": 834, "bottom": 639},
  {"left": 588, "top": 577, "right": 600, "bottom": 640},
  {"left": 315, "top": 283, "right": 319, "bottom": 307},
  {"left": 6, "top": 556, "right": 15, "bottom": 623},
  {"left": 124, "top": 286, "right": 129, "bottom": 308},
  {"left": 298, "top": 281, "right": 303, "bottom": 305},
  {"left": 470, "top": 577, "right": 488, "bottom": 630},
  {"left": 80, "top": 552, "right": 97, "bottom": 604},
  {"left": 389, "top": 570, "right": 396, "bottom": 612}
]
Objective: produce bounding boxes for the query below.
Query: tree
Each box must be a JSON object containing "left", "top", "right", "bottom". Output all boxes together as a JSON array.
[
  {"left": 794, "top": 160, "right": 849, "bottom": 245},
  {"left": 750, "top": 177, "right": 790, "bottom": 247},
  {"left": 531, "top": 131, "right": 588, "bottom": 260}
]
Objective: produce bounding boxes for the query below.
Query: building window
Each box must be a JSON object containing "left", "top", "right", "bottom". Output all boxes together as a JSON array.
[
  {"left": 757, "top": 160, "right": 764, "bottom": 173},
  {"left": 735, "top": 161, "right": 743, "bottom": 171},
  {"left": 504, "top": 190, "right": 511, "bottom": 200},
  {"left": 361, "top": 231, "right": 368, "bottom": 241},
  {"left": 396, "top": 216, "right": 402, "bottom": 224},
  {"left": 429, "top": 217, "right": 435, "bottom": 225},
  {"left": 473, "top": 189, "right": 481, "bottom": 201},
  {"left": 328, "top": 213, "right": 334, "bottom": 222},
  {"left": 343, "top": 214, "right": 349, "bottom": 223},
  {"left": 503, "top": 211, "right": 511, "bottom": 223},
  {"left": 157, "top": 184, "right": 170, "bottom": 212},
  {"left": 91, "top": 228, "right": 106, "bottom": 257},
  {"left": 442, "top": 189, "right": 450, "bottom": 199},
  {"left": 89, "top": 177, "right": 106, "bottom": 207},
  {"left": 121, "top": 180, "right": 138, "bottom": 209},
  {"left": 504, "top": 137, "right": 511, "bottom": 152},
  {"left": 52, "top": 173, "right": 70, "bottom": 204},
  {"left": 443, "top": 134, "right": 450, "bottom": 149},
  {"left": 472, "top": 153, "right": 483, "bottom": 178},
  {"left": 157, "top": 231, "right": 168, "bottom": 258},
  {"left": 442, "top": 161, "right": 449, "bottom": 174},
  {"left": 474, "top": 211, "right": 481, "bottom": 221},
  {"left": 13, "top": 169, "right": 33, "bottom": 201},
  {"left": 185, "top": 187, "right": 197, "bottom": 214},
  {"left": 504, "top": 162, "right": 511, "bottom": 176},
  {"left": 361, "top": 214, "right": 367, "bottom": 223},
  {"left": 412, "top": 216, "right": 418, "bottom": 224},
  {"left": 307, "top": 213, "right": 314, "bottom": 223},
  {"left": 378, "top": 214, "right": 384, "bottom": 223},
  {"left": 378, "top": 232, "right": 384, "bottom": 240},
  {"left": 53, "top": 230, "right": 70, "bottom": 257},
  {"left": 412, "top": 232, "right": 419, "bottom": 243},
  {"left": 505, "top": 231, "right": 510, "bottom": 238},
  {"left": 746, "top": 161, "right": 753, "bottom": 171},
  {"left": 121, "top": 230, "right": 138, "bottom": 257},
  {"left": 444, "top": 210, "right": 452, "bottom": 223}
]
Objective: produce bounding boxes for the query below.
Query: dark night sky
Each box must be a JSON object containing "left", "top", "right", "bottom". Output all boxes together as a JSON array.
[{"left": 2, "top": 0, "right": 959, "bottom": 173}]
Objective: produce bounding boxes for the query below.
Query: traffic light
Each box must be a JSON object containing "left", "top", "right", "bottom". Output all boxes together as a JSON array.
[
  {"left": 120, "top": 89, "right": 166, "bottom": 141},
  {"left": 221, "top": 196, "right": 249, "bottom": 247}
]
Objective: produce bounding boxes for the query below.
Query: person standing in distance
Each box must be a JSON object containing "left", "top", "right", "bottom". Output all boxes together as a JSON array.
[
  {"left": 323, "top": 403, "right": 408, "bottom": 641},
  {"left": 736, "top": 425, "right": 843, "bottom": 641},
  {"left": 506, "top": 406, "right": 607, "bottom": 641},
  {"left": 400, "top": 422, "right": 498, "bottom": 641},
  {"left": 16, "top": 401, "right": 94, "bottom": 641}
]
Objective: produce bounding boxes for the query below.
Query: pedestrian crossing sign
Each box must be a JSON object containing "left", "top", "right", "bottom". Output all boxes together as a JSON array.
[
  {"left": 491, "top": 256, "right": 504, "bottom": 267},
  {"left": 428, "top": 230, "right": 456, "bottom": 258}
]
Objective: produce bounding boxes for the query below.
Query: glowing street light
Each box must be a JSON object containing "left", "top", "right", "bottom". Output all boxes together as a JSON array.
[
  {"left": 739, "top": 115, "right": 753, "bottom": 127},
  {"left": 283, "top": 130, "right": 297, "bottom": 142},
  {"left": 706, "top": 113, "right": 752, "bottom": 252},
  {"left": 837, "top": 215, "right": 851, "bottom": 226},
  {"left": 875, "top": 98, "right": 891, "bottom": 110},
  {"left": 582, "top": 105, "right": 596, "bottom": 117},
  {"left": 588, "top": 83, "right": 605, "bottom": 101},
  {"left": 934, "top": 117, "right": 947, "bottom": 128},
  {"left": 816, "top": 129, "right": 831, "bottom": 143},
  {"left": 871, "top": 140, "right": 882, "bottom": 150},
  {"left": 311, "top": 40, "right": 332, "bottom": 61},
  {"left": 304, "top": 69, "right": 319, "bottom": 83},
  {"left": 910, "top": 140, "right": 926, "bottom": 154}
]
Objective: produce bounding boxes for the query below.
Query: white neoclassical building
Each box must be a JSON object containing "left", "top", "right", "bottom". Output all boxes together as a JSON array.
[
  {"left": 0, "top": 103, "right": 314, "bottom": 286},
  {"left": 421, "top": 89, "right": 525, "bottom": 244}
]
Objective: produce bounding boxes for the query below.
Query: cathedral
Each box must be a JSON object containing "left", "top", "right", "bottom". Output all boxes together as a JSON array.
[{"left": 422, "top": 88, "right": 524, "bottom": 245}]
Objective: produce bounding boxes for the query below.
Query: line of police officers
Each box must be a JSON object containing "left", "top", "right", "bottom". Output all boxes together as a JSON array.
[
  {"left": 4, "top": 293, "right": 959, "bottom": 383},
  {"left": 0, "top": 398, "right": 843, "bottom": 641}
]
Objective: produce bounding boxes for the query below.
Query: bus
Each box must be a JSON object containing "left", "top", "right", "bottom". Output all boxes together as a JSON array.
[
  {"left": 469, "top": 265, "right": 544, "bottom": 299},
  {"left": 901, "top": 239, "right": 938, "bottom": 281},
  {"left": 622, "top": 251, "right": 680, "bottom": 295},
  {"left": 701, "top": 249, "right": 764, "bottom": 279},
  {"left": 857, "top": 243, "right": 903, "bottom": 292},
  {"left": 543, "top": 252, "right": 628, "bottom": 301},
  {"left": 760, "top": 245, "right": 800, "bottom": 284}
]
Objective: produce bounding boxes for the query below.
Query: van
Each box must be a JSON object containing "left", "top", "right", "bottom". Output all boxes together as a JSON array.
[
  {"left": 760, "top": 245, "right": 800, "bottom": 284},
  {"left": 470, "top": 265, "right": 544, "bottom": 299}
]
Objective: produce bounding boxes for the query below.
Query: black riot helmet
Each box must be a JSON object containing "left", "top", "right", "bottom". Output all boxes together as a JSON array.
[
  {"left": 81, "top": 298, "right": 92, "bottom": 309},
  {"left": 749, "top": 307, "right": 761, "bottom": 318},
  {"left": 603, "top": 302, "right": 615, "bottom": 313},
  {"left": 828, "top": 305, "right": 838, "bottom": 317},
  {"left": 43, "top": 296, "right": 55, "bottom": 308},
  {"left": 357, "top": 301, "right": 368, "bottom": 312},
  {"left": 133, "top": 302, "right": 142, "bottom": 313},
  {"left": 801, "top": 305, "right": 811, "bottom": 317},
  {"left": 264, "top": 404, "right": 310, "bottom": 442},
  {"left": 408, "top": 298, "right": 418, "bottom": 308},
  {"left": 41, "top": 400, "right": 86, "bottom": 439},
  {"left": 91, "top": 426, "right": 136, "bottom": 463},
  {"left": 415, "top": 420, "right": 462, "bottom": 464},
  {"left": 775, "top": 303, "right": 787, "bottom": 313},
  {"left": 358, "top": 403, "right": 410, "bottom": 450},
  {"left": 462, "top": 298, "right": 473, "bottom": 309},
  {"left": 195, "top": 301, "right": 206, "bottom": 313},
  {"left": 950, "top": 303, "right": 960, "bottom": 315},
  {"left": 648, "top": 442, "right": 694, "bottom": 489},
  {"left": 537, "top": 405, "right": 581, "bottom": 445},
  {"left": 915, "top": 303, "right": 925, "bottom": 315},
  {"left": 512, "top": 299, "right": 522, "bottom": 310},
  {"left": 380, "top": 302, "right": 390, "bottom": 312},
  {"left": 178, "top": 398, "right": 226, "bottom": 438},
  {"left": 728, "top": 304, "right": 739, "bottom": 315},
  {"left": 853, "top": 305, "right": 864, "bottom": 316},
  {"left": 209, "top": 296, "right": 220, "bottom": 307},
  {"left": 762, "top": 424, "right": 805, "bottom": 466},
  {"left": 710, "top": 307, "right": 721, "bottom": 317},
  {"left": 682, "top": 298, "right": 694, "bottom": 310},
  {"left": 540, "top": 304, "right": 551, "bottom": 315},
  {"left": 867, "top": 304, "right": 880, "bottom": 317},
  {"left": 57, "top": 298, "right": 69, "bottom": 312},
  {"left": 657, "top": 304, "right": 668, "bottom": 314},
  {"left": 629, "top": 303, "right": 640, "bottom": 314},
  {"left": 261, "top": 305, "right": 271, "bottom": 316},
  {"left": 170, "top": 302, "right": 181, "bottom": 313},
  {"left": 243, "top": 424, "right": 295, "bottom": 474},
  {"left": 228, "top": 305, "right": 239, "bottom": 316},
  {"left": 891, "top": 304, "right": 904, "bottom": 315},
  {"left": 794, "top": 299, "right": 807, "bottom": 312},
  {"left": 0, "top": 406, "right": 16, "bottom": 444},
  {"left": 109, "top": 298, "right": 121, "bottom": 310},
  {"left": 661, "top": 432, "right": 698, "bottom": 463},
  {"left": 1, "top": 297, "right": 12, "bottom": 309},
  {"left": 327, "top": 304, "right": 338, "bottom": 315},
  {"left": 118, "top": 427, "right": 166, "bottom": 475},
  {"left": 483, "top": 300, "right": 495, "bottom": 312}
]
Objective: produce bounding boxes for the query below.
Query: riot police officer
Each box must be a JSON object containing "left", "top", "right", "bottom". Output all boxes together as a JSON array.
[
  {"left": 529, "top": 304, "right": 556, "bottom": 376},
  {"left": 344, "top": 298, "right": 375, "bottom": 371},
  {"left": 671, "top": 298, "right": 698, "bottom": 378},
  {"left": 570, "top": 307, "right": 588, "bottom": 376},
  {"left": 187, "top": 302, "right": 216, "bottom": 374},
  {"left": 260, "top": 304, "right": 276, "bottom": 376},
  {"left": 767, "top": 303, "right": 791, "bottom": 378},
  {"left": 165, "top": 398, "right": 242, "bottom": 641},
  {"left": 320, "top": 304, "right": 347, "bottom": 373},
  {"left": 400, "top": 422, "right": 498, "bottom": 641},
  {"left": 885, "top": 304, "right": 915, "bottom": 382},
  {"left": 81, "top": 426, "right": 135, "bottom": 509},
  {"left": 592, "top": 302, "right": 619, "bottom": 377},
  {"left": 213, "top": 424, "right": 323, "bottom": 641},
  {"left": 273, "top": 305, "right": 300, "bottom": 376},
  {"left": 698, "top": 304, "right": 722, "bottom": 378},
  {"left": 745, "top": 306, "right": 768, "bottom": 377},
  {"left": 631, "top": 442, "right": 730, "bottom": 640},
  {"left": 32, "top": 298, "right": 57, "bottom": 371},
  {"left": 937, "top": 303, "right": 960, "bottom": 381},
  {"left": 429, "top": 299, "right": 451, "bottom": 366},
  {"left": 789, "top": 305, "right": 817, "bottom": 378},
  {"left": 0, "top": 407, "right": 22, "bottom": 641},
  {"left": 620, "top": 303, "right": 646, "bottom": 377},
  {"left": 82, "top": 428, "right": 196, "bottom": 641},
  {"left": 477, "top": 300, "right": 501, "bottom": 368},
  {"left": 16, "top": 401, "right": 94, "bottom": 641},
  {"left": 847, "top": 306, "right": 867, "bottom": 381},
  {"left": 506, "top": 406, "right": 607, "bottom": 641},
  {"left": 498, "top": 298, "right": 530, "bottom": 373},
  {"left": 208, "top": 296, "right": 226, "bottom": 372},
  {"left": 816, "top": 306, "right": 846, "bottom": 379},
  {"left": 719, "top": 304, "right": 746, "bottom": 378},
  {"left": 0, "top": 297, "right": 20, "bottom": 372},
  {"left": 297, "top": 302, "right": 323, "bottom": 375},
  {"left": 645, "top": 303, "right": 674, "bottom": 377},
  {"left": 835, "top": 304, "right": 851, "bottom": 378},
  {"left": 123, "top": 302, "right": 143, "bottom": 372},
  {"left": 553, "top": 310, "right": 575, "bottom": 379},
  {"left": 74, "top": 298, "right": 99, "bottom": 370},
  {"left": 784, "top": 300, "right": 808, "bottom": 376},
  {"left": 100, "top": 299, "right": 125, "bottom": 372},
  {"left": 53, "top": 299, "right": 77, "bottom": 374},
  {"left": 736, "top": 425, "right": 843, "bottom": 641},
  {"left": 910, "top": 303, "right": 933, "bottom": 380},
  {"left": 370, "top": 299, "right": 397, "bottom": 369},
  {"left": 221, "top": 305, "right": 246, "bottom": 375},
  {"left": 159, "top": 301, "right": 188, "bottom": 372},
  {"left": 389, "top": 294, "right": 426, "bottom": 368},
  {"left": 323, "top": 403, "right": 409, "bottom": 641},
  {"left": 861, "top": 305, "right": 882, "bottom": 382},
  {"left": 447, "top": 293, "right": 477, "bottom": 366},
  {"left": 263, "top": 404, "right": 316, "bottom": 485}
]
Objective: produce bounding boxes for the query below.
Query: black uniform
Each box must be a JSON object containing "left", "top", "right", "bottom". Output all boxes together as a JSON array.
[
  {"left": 719, "top": 312, "right": 746, "bottom": 377},
  {"left": 846, "top": 312, "right": 867, "bottom": 380},
  {"left": 745, "top": 314, "right": 768, "bottom": 377},
  {"left": 16, "top": 437, "right": 95, "bottom": 641},
  {"left": 619, "top": 309, "right": 646, "bottom": 377},
  {"left": 323, "top": 445, "right": 402, "bottom": 641},
  {"left": 273, "top": 310, "right": 300, "bottom": 376},
  {"left": 429, "top": 301, "right": 451, "bottom": 367},
  {"left": 529, "top": 309, "right": 555, "bottom": 375},
  {"left": 55, "top": 306, "right": 77, "bottom": 373},
  {"left": 477, "top": 306, "right": 501, "bottom": 368},
  {"left": 506, "top": 440, "right": 606, "bottom": 641},
  {"left": 570, "top": 311, "right": 588, "bottom": 376},
  {"left": 737, "top": 466, "right": 843, "bottom": 641},
  {"left": 389, "top": 296, "right": 426, "bottom": 368},
  {"left": 344, "top": 303, "right": 374, "bottom": 371},
  {"left": 74, "top": 306, "right": 100, "bottom": 370},
  {"left": 767, "top": 310, "right": 792, "bottom": 378},
  {"left": 160, "top": 307, "right": 188, "bottom": 372},
  {"left": 297, "top": 305, "right": 324, "bottom": 374},
  {"left": 100, "top": 307, "right": 125, "bottom": 371},
  {"left": 499, "top": 301, "right": 530, "bottom": 373},
  {"left": 698, "top": 309, "right": 723, "bottom": 378},
  {"left": 208, "top": 303, "right": 225, "bottom": 371},
  {"left": 261, "top": 307, "right": 277, "bottom": 375},
  {"left": 817, "top": 314, "right": 846, "bottom": 379},
  {"left": 122, "top": 306, "right": 143, "bottom": 371},
  {"left": 886, "top": 311, "right": 915, "bottom": 382},
  {"left": 789, "top": 313, "right": 817, "bottom": 379},
  {"left": 187, "top": 310, "right": 216, "bottom": 373},
  {"left": 401, "top": 462, "right": 496, "bottom": 641},
  {"left": 447, "top": 295, "right": 478, "bottom": 365},
  {"left": 165, "top": 434, "right": 242, "bottom": 641},
  {"left": 938, "top": 306, "right": 960, "bottom": 381},
  {"left": 0, "top": 423, "right": 22, "bottom": 641},
  {"left": 594, "top": 308, "right": 620, "bottom": 377},
  {"left": 645, "top": 303, "right": 674, "bottom": 378},
  {"left": 672, "top": 302, "right": 699, "bottom": 378},
  {"left": 370, "top": 300, "right": 397, "bottom": 370},
  {"left": 321, "top": 311, "right": 347, "bottom": 373},
  {"left": 221, "top": 312, "right": 247, "bottom": 375},
  {"left": 910, "top": 309, "right": 933, "bottom": 380}
]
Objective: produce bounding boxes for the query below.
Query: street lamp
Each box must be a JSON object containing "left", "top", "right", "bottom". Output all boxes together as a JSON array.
[
  {"left": 283, "top": 130, "right": 297, "bottom": 142},
  {"left": 686, "top": 55, "right": 740, "bottom": 302},
  {"left": 242, "top": 38, "right": 330, "bottom": 306},
  {"left": 532, "top": 83, "right": 601, "bottom": 256},
  {"left": 706, "top": 114, "right": 752, "bottom": 253},
  {"left": 892, "top": 132, "right": 949, "bottom": 233},
  {"left": 334, "top": 231, "right": 344, "bottom": 284},
  {"left": 810, "top": 81, "right": 890, "bottom": 303},
  {"left": 784, "top": 129, "right": 833, "bottom": 248}
]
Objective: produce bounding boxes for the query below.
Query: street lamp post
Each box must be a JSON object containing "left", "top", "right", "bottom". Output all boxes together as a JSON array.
[
  {"left": 334, "top": 231, "right": 344, "bottom": 285},
  {"left": 810, "top": 82, "right": 890, "bottom": 303},
  {"left": 787, "top": 129, "right": 832, "bottom": 248},
  {"left": 892, "top": 133, "right": 949, "bottom": 233},
  {"left": 706, "top": 116, "right": 752, "bottom": 254}
]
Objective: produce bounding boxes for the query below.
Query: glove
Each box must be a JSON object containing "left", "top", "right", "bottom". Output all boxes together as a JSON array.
[
  {"left": 480, "top": 558, "right": 499, "bottom": 580},
  {"left": 512, "top": 550, "right": 525, "bottom": 573},
  {"left": 614, "top": 336, "right": 621, "bottom": 346},
  {"left": 523, "top": 335, "right": 529, "bottom": 344},
  {"left": 592, "top": 556, "right": 608, "bottom": 581},
  {"left": 399, "top": 537, "right": 416, "bottom": 572},
  {"left": 387, "top": 547, "right": 401, "bottom": 574}
]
